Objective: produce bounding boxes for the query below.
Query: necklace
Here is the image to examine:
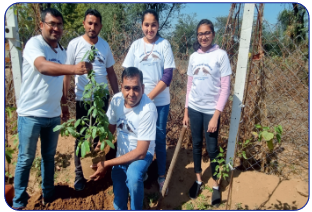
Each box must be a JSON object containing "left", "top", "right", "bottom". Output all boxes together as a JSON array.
[{"left": 141, "top": 39, "right": 155, "bottom": 62}]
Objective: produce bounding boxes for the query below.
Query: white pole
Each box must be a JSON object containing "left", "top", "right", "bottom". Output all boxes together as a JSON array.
[
  {"left": 5, "top": 6, "right": 23, "bottom": 107},
  {"left": 226, "top": 3, "right": 255, "bottom": 167}
]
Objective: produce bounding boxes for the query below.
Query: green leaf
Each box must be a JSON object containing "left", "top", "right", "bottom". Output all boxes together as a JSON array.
[
  {"left": 5, "top": 149, "right": 14, "bottom": 164},
  {"left": 219, "top": 146, "right": 224, "bottom": 153},
  {"left": 267, "top": 140, "right": 274, "bottom": 151},
  {"left": 242, "top": 151, "right": 247, "bottom": 159},
  {"left": 223, "top": 173, "right": 229, "bottom": 180},
  {"left": 262, "top": 131, "right": 274, "bottom": 141},
  {"left": 80, "top": 127, "right": 87, "bottom": 134},
  {"left": 108, "top": 131, "right": 113, "bottom": 141},
  {"left": 245, "top": 139, "right": 250, "bottom": 145},
  {"left": 81, "top": 142, "right": 87, "bottom": 158},
  {"left": 92, "top": 108, "right": 98, "bottom": 118},
  {"left": 276, "top": 133, "right": 281, "bottom": 143},
  {"left": 255, "top": 124, "right": 262, "bottom": 129},
  {"left": 67, "top": 127, "right": 77, "bottom": 136},
  {"left": 92, "top": 128, "right": 97, "bottom": 139},
  {"left": 74, "top": 119, "right": 81, "bottom": 128},
  {"left": 105, "top": 139, "right": 115, "bottom": 149},
  {"left": 53, "top": 125, "right": 63, "bottom": 132},
  {"left": 76, "top": 146, "right": 80, "bottom": 157},
  {"left": 81, "top": 50, "right": 90, "bottom": 62},
  {"left": 274, "top": 125, "right": 283, "bottom": 134},
  {"left": 262, "top": 126, "right": 270, "bottom": 131},
  {"left": 101, "top": 141, "right": 105, "bottom": 151},
  {"left": 84, "top": 83, "right": 93, "bottom": 90},
  {"left": 218, "top": 158, "right": 225, "bottom": 164}
]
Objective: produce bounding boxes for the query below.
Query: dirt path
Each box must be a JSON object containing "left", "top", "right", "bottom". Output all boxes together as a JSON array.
[{"left": 5, "top": 135, "right": 309, "bottom": 210}]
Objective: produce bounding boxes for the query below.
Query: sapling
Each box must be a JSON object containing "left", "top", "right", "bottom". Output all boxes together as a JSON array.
[{"left": 53, "top": 45, "right": 114, "bottom": 159}]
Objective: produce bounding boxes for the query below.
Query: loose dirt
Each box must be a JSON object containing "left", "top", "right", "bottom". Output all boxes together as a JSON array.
[{"left": 5, "top": 135, "right": 309, "bottom": 210}]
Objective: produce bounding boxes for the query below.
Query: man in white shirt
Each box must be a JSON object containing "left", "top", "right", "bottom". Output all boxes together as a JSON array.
[
  {"left": 62, "top": 9, "right": 119, "bottom": 191},
  {"left": 13, "top": 8, "right": 92, "bottom": 209},
  {"left": 90, "top": 67, "right": 157, "bottom": 210}
]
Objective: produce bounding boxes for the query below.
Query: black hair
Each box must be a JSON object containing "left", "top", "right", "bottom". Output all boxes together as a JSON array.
[
  {"left": 41, "top": 8, "right": 64, "bottom": 23},
  {"left": 84, "top": 8, "right": 102, "bottom": 23},
  {"left": 141, "top": 9, "right": 161, "bottom": 37},
  {"left": 193, "top": 19, "right": 215, "bottom": 51},
  {"left": 121, "top": 67, "right": 143, "bottom": 85}
]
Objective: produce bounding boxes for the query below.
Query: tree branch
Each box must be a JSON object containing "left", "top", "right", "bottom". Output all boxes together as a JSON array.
[{"left": 159, "top": 4, "right": 176, "bottom": 31}]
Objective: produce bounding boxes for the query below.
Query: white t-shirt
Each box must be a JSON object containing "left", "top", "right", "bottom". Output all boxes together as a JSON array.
[
  {"left": 187, "top": 49, "right": 232, "bottom": 114},
  {"left": 17, "top": 35, "right": 67, "bottom": 118},
  {"left": 106, "top": 92, "right": 157, "bottom": 157},
  {"left": 66, "top": 36, "right": 115, "bottom": 100},
  {"left": 122, "top": 37, "right": 176, "bottom": 106}
]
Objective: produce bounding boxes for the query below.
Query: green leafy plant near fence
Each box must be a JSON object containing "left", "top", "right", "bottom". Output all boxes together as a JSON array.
[
  {"left": 53, "top": 45, "right": 114, "bottom": 158},
  {"left": 237, "top": 124, "right": 283, "bottom": 172},
  {"left": 5, "top": 106, "right": 18, "bottom": 181},
  {"left": 212, "top": 146, "right": 230, "bottom": 180}
]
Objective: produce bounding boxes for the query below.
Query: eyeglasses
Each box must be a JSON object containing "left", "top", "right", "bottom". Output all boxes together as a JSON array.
[
  {"left": 197, "top": 31, "right": 213, "bottom": 38},
  {"left": 43, "top": 22, "right": 64, "bottom": 30}
]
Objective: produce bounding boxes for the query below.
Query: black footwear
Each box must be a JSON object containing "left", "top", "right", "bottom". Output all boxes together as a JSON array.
[
  {"left": 42, "top": 195, "right": 55, "bottom": 206},
  {"left": 189, "top": 181, "right": 202, "bottom": 199},
  {"left": 211, "top": 188, "right": 221, "bottom": 206},
  {"left": 74, "top": 177, "right": 86, "bottom": 191}
]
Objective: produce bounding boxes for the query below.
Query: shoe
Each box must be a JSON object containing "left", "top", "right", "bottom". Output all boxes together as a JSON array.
[
  {"left": 42, "top": 195, "right": 55, "bottom": 206},
  {"left": 143, "top": 173, "right": 148, "bottom": 182},
  {"left": 211, "top": 188, "right": 221, "bottom": 206},
  {"left": 158, "top": 177, "right": 168, "bottom": 195},
  {"left": 74, "top": 177, "right": 86, "bottom": 191},
  {"left": 189, "top": 181, "right": 202, "bottom": 199}
]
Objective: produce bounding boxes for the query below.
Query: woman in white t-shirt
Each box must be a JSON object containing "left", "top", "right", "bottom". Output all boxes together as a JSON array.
[
  {"left": 182, "top": 19, "right": 232, "bottom": 205},
  {"left": 122, "top": 9, "right": 176, "bottom": 194}
]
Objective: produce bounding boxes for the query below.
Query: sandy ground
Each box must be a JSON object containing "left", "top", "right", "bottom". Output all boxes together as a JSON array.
[{"left": 4, "top": 135, "right": 309, "bottom": 210}]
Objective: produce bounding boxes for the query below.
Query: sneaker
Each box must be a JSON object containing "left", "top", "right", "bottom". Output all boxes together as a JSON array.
[
  {"left": 189, "top": 181, "right": 202, "bottom": 199},
  {"left": 211, "top": 188, "right": 221, "bottom": 206},
  {"left": 74, "top": 177, "right": 86, "bottom": 191},
  {"left": 42, "top": 195, "right": 55, "bottom": 206},
  {"left": 143, "top": 173, "right": 148, "bottom": 182},
  {"left": 157, "top": 177, "right": 168, "bottom": 195}
]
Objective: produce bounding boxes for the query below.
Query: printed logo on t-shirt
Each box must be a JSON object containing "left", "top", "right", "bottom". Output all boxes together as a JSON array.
[
  {"left": 139, "top": 51, "right": 161, "bottom": 63},
  {"left": 49, "top": 58, "right": 62, "bottom": 64},
  {"left": 94, "top": 49, "right": 106, "bottom": 64},
  {"left": 116, "top": 118, "right": 137, "bottom": 136},
  {"left": 193, "top": 65, "right": 212, "bottom": 76}
]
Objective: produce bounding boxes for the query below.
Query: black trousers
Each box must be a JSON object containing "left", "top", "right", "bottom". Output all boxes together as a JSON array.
[
  {"left": 74, "top": 96, "right": 109, "bottom": 179},
  {"left": 188, "top": 107, "right": 220, "bottom": 181}
]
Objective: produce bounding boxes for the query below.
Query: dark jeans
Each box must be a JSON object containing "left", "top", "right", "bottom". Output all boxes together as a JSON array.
[
  {"left": 188, "top": 107, "right": 220, "bottom": 181},
  {"left": 74, "top": 97, "right": 109, "bottom": 179}
]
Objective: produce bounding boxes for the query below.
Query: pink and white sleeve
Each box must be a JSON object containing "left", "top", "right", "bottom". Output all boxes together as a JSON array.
[
  {"left": 185, "top": 76, "right": 193, "bottom": 108},
  {"left": 216, "top": 75, "right": 231, "bottom": 112}
]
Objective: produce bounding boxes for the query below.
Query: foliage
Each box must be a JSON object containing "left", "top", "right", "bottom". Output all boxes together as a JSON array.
[
  {"left": 252, "top": 124, "right": 283, "bottom": 151},
  {"left": 277, "top": 3, "right": 308, "bottom": 43},
  {"left": 53, "top": 45, "right": 114, "bottom": 158},
  {"left": 212, "top": 146, "right": 230, "bottom": 180},
  {"left": 237, "top": 124, "right": 283, "bottom": 165},
  {"left": 5, "top": 107, "right": 18, "bottom": 164},
  {"left": 171, "top": 13, "right": 197, "bottom": 55}
]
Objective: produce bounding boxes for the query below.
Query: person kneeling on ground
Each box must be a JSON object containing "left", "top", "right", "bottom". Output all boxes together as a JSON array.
[{"left": 90, "top": 67, "right": 157, "bottom": 210}]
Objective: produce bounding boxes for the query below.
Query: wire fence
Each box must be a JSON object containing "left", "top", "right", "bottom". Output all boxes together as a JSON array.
[{"left": 5, "top": 4, "right": 309, "bottom": 182}]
